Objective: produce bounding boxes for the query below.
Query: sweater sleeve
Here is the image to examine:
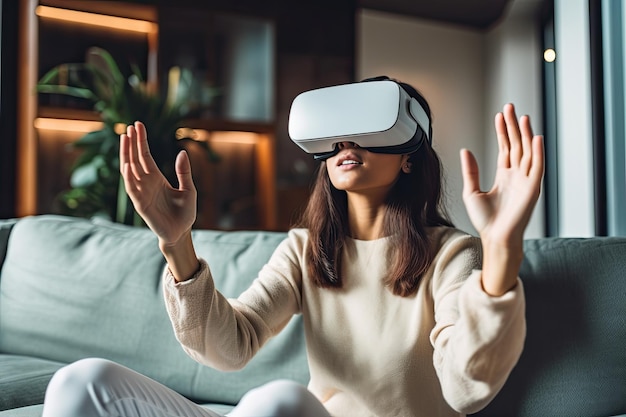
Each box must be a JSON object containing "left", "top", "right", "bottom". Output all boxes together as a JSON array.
[
  {"left": 429, "top": 233, "right": 526, "bottom": 414},
  {"left": 162, "top": 232, "right": 304, "bottom": 371}
]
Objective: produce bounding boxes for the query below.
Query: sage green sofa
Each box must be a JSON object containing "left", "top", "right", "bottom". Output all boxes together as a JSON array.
[{"left": 0, "top": 215, "right": 625, "bottom": 416}]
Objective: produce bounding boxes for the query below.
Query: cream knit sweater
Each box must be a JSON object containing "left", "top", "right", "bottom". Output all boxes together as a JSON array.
[{"left": 163, "top": 227, "right": 525, "bottom": 417}]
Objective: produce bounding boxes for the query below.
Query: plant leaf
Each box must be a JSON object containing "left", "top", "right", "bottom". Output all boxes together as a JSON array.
[
  {"left": 36, "top": 84, "right": 97, "bottom": 100},
  {"left": 85, "top": 47, "right": 125, "bottom": 87},
  {"left": 70, "top": 157, "right": 104, "bottom": 187},
  {"left": 72, "top": 129, "right": 110, "bottom": 147}
]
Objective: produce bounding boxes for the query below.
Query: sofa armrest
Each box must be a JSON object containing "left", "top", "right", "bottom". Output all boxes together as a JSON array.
[{"left": 0, "top": 218, "right": 18, "bottom": 271}]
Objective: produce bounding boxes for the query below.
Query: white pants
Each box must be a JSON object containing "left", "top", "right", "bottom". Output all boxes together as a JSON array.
[{"left": 42, "top": 358, "right": 331, "bottom": 417}]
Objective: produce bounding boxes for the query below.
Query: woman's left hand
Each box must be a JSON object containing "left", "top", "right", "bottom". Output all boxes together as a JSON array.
[{"left": 460, "top": 103, "right": 544, "bottom": 295}]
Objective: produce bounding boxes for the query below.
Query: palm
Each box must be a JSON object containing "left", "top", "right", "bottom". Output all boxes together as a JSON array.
[
  {"left": 120, "top": 122, "right": 197, "bottom": 245},
  {"left": 461, "top": 104, "right": 544, "bottom": 247}
]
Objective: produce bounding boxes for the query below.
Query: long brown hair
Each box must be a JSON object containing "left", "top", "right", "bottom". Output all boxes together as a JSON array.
[{"left": 296, "top": 78, "right": 453, "bottom": 297}]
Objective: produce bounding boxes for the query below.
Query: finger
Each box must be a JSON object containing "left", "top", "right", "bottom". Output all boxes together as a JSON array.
[
  {"left": 503, "top": 103, "right": 523, "bottom": 167},
  {"left": 126, "top": 124, "right": 146, "bottom": 179},
  {"left": 120, "top": 132, "right": 143, "bottom": 199},
  {"left": 120, "top": 131, "right": 142, "bottom": 182},
  {"left": 134, "top": 121, "right": 160, "bottom": 174},
  {"left": 460, "top": 148, "right": 481, "bottom": 198},
  {"left": 529, "top": 135, "right": 545, "bottom": 183},
  {"left": 495, "top": 111, "right": 510, "bottom": 169},
  {"left": 519, "top": 115, "right": 534, "bottom": 174},
  {"left": 175, "top": 150, "right": 196, "bottom": 192},
  {"left": 120, "top": 157, "right": 140, "bottom": 197},
  {"left": 119, "top": 132, "right": 130, "bottom": 176}
]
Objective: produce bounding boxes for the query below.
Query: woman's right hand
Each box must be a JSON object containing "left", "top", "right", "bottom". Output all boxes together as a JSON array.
[{"left": 119, "top": 121, "right": 197, "bottom": 248}]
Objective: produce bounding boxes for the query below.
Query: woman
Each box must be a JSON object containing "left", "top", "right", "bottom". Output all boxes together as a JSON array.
[{"left": 42, "top": 78, "right": 544, "bottom": 417}]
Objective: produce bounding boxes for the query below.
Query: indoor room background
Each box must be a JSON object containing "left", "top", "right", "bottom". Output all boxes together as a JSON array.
[{"left": 1, "top": 0, "right": 624, "bottom": 238}]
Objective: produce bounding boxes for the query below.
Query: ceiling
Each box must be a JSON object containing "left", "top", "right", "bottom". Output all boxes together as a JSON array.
[{"left": 358, "top": 0, "right": 512, "bottom": 30}]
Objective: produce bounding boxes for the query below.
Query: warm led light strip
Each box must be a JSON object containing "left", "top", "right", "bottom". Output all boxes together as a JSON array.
[
  {"left": 34, "top": 118, "right": 104, "bottom": 133},
  {"left": 35, "top": 5, "right": 158, "bottom": 34},
  {"left": 35, "top": 119, "right": 263, "bottom": 143},
  {"left": 34, "top": 118, "right": 130, "bottom": 135}
]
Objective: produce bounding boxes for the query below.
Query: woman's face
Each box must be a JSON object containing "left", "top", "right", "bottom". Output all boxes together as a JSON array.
[{"left": 325, "top": 142, "right": 410, "bottom": 197}]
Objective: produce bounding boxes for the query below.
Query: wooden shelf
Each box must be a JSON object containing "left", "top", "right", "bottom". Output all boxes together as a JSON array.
[
  {"left": 38, "top": 106, "right": 101, "bottom": 121},
  {"left": 17, "top": 0, "right": 278, "bottom": 230},
  {"left": 182, "top": 118, "right": 275, "bottom": 134}
]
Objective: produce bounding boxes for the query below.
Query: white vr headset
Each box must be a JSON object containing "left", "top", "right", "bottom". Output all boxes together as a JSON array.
[{"left": 288, "top": 80, "right": 431, "bottom": 160}]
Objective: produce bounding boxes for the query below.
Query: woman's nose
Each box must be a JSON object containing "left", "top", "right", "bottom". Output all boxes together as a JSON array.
[{"left": 337, "top": 141, "right": 359, "bottom": 149}]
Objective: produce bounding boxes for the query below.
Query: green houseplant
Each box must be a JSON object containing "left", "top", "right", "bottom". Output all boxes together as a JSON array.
[{"left": 37, "top": 47, "right": 219, "bottom": 225}]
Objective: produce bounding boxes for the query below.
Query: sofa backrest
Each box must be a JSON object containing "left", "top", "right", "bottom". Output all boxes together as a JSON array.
[
  {"left": 473, "top": 237, "right": 626, "bottom": 417},
  {"left": 0, "top": 215, "right": 306, "bottom": 405}
]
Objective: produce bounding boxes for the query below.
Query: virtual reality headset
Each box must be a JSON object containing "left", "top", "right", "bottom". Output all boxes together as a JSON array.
[{"left": 288, "top": 80, "right": 431, "bottom": 160}]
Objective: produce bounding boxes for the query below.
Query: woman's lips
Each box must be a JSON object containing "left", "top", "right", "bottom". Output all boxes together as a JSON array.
[{"left": 336, "top": 152, "right": 363, "bottom": 167}]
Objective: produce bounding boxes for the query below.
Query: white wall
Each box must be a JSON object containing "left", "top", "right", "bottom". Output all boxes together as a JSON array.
[
  {"left": 357, "top": 4, "right": 545, "bottom": 238},
  {"left": 483, "top": 0, "right": 545, "bottom": 238},
  {"left": 357, "top": 10, "right": 485, "bottom": 235}
]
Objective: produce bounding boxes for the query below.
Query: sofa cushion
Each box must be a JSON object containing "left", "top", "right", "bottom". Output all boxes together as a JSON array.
[
  {"left": 0, "top": 405, "right": 43, "bottom": 417},
  {"left": 473, "top": 237, "right": 626, "bottom": 417},
  {"left": 0, "top": 215, "right": 308, "bottom": 406},
  {"left": 0, "top": 355, "right": 65, "bottom": 411}
]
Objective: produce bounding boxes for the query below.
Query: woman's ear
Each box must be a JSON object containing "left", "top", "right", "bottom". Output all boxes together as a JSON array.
[{"left": 401, "top": 155, "right": 412, "bottom": 174}]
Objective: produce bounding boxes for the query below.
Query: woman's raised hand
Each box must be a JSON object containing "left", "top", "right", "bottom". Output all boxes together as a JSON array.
[
  {"left": 119, "top": 122, "right": 197, "bottom": 247},
  {"left": 460, "top": 103, "right": 544, "bottom": 295}
]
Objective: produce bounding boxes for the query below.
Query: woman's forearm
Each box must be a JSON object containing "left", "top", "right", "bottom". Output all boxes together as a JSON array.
[
  {"left": 480, "top": 239, "right": 524, "bottom": 296},
  {"left": 159, "top": 231, "right": 200, "bottom": 282}
]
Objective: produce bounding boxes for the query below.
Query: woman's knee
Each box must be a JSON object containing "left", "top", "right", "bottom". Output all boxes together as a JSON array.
[
  {"left": 43, "top": 358, "right": 121, "bottom": 417},
  {"left": 256, "top": 379, "right": 310, "bottom": 401},
  {"left": 47, "top": 358, "right": 118, "bottom": 395},
  {"left": 234, "top": 379, "right": 329, "bottom": 417}
]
